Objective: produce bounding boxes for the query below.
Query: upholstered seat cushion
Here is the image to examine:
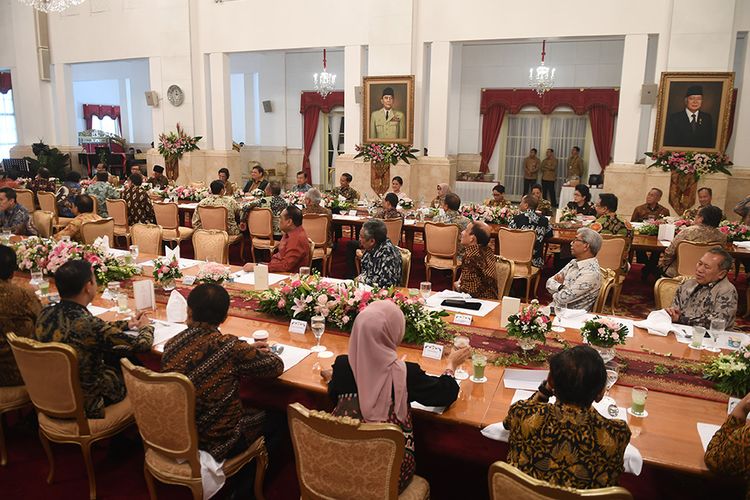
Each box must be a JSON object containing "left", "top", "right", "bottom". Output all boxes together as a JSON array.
[
  {"left": 56, "top": 217, "right": 74, "bottom": 227},
  {"left": 425, "top": 255, "right": 461, "bottom": 269},
  {"left": 513, "top": 265, "right": 540, "bottom": 278},
  {"left": 114, "top": 226, "right": 130, "bottom": 236},
  {"left": 145, "top": 436, "right": 265, "bottom": 480},
  {"left": 399, "top": 475, "right": 430, "bottom": 500},
  {"left": 162, "top": 227, "right": 194, "bottom": 241},
  {"left": 252, "top": 237, "right": 276, "bottom": 250},
  {"left": 312, "top": 247, "right": 329, "bottom": 259},
  {"left": 0, "top": 385, "right": 30, "bottom": 409},
  {"left": 38, "top": 398, "right": 134, "bottom": 438},
  {"left": 227, "top": 233, "right": 243, "bottom": 245}
]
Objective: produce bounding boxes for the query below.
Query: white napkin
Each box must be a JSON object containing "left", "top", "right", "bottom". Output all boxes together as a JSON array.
[
  {"left": 166, "top": 290, "right": 188, "bottom": 323},
  {"left": 734, "top": 241, "right": 750, "bottom": 249},
  {"left": 198, "top": 450, "right": 225, "bottom": 499},
  {"left": 94, "top": 235, "right": 110, "bottom": 252},
  {"left": 165, "top": 245, "right": 180, "bottom": 261},
  {"left": 480, "top": 422, "right": 643, "bottom": 475},
  {"left": 633, "top": 310, "right": 693, "bottom": 339}
]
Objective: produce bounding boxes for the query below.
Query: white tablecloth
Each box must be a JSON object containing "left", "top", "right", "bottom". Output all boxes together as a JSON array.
[
  {"left": 558, "top": 186, "right": 604, "bottom": 209},
  {"left": 454, "top": 181, "right": 495, "bottom": 205}
]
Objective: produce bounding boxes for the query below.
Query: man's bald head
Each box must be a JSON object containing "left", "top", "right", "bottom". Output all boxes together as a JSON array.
[{"left": 461, "top": 221, "right": 491, "bottom": 247}]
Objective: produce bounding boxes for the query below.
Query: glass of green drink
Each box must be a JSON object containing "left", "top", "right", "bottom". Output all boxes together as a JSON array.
[
  {"left": 629, "top": 386, "right": 648, "bottom": 417},
  {"left": 470, "top": 353, "right": 487, "bottom": 383},
  {"left": 38, "top": 279, "right": 50, "bottom": 297}
]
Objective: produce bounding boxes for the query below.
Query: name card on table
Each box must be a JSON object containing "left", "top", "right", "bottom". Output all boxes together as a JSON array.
[
  {"left": 132, "top": 280, "right": 155, "bottom": 311},
  {"left": 289, "top": 319, "right": 307, "bottom": 335},
  {"left": 348, "top": 210, "right": 358, "bottom": 216},
  {"left": 500, "top": 296, "right": 521, "bottom": 328},
  {"left": 182, "top": 275, "right": 196, "bottom": 286},
  {"left": 658, "top": 223, "right": 676, "bottom": 242},
  {"left": 453, "top": 313, "right": 473, "bottom": 326},
  {"left": 422, "top": 342, "right": 444, "bottom": 360},
  {"left": 255, "top": 264, "right": 269, "bottom": 290}
]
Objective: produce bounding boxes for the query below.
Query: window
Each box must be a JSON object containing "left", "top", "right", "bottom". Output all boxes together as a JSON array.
[
  {"left": 91, "top": 115, "right": 121, "bottom": 136},
  {"left": 0, "top": 90, "right": 18, "bottom": 160},
  {"left": 503, "top": 115, "right": 542, "bottom": 197}
]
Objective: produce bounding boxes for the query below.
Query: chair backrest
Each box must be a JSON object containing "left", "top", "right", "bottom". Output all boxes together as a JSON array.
[
  {"left": 423, "top": 222, "right": 459, "bottom": 259},
  {"left": 37, "top": 191, "right": 58, "bottom": 216},
  {"left": 131, "top": 223, "right": 163, "bottom": 256},
  {"left": 7, "top": 332, "right": 91, "bottom": 434},
  {"left": 197, "top": 205, "right": 229, "bottom": 232},
  {"left": 398, "top": 247, "right": 411, "bottom": 287},
  {"left": 192, "top": 229, "right": 229, "bottom": 264},
  {"left": 248, "top": 208, "right": 274, "bottom": 239},
  {"left": 90, "top": 196, "right": 99, "bottom": 217},
  {"left": 488, "top": 461, "right": 633, "bottom": 500},
  {"left": 676, "top": 241, "right": 722, "bottom": 277},
  {"left": 152, "top": 202, "right": 180, "bottom": 231},
  {"left": 14, "top": 189, "right": 35, "bottom": 212},
  {"left": 106, "top": 199, "right": 129, "bottom": 228},
  {"left": 596, "top": 236, "right": 628, "bottom": 272},
  {"left": 383, "top": 218, "right": 404, "bottom": 247},
  {"left": 495, "top": 255, "right": 515, "bottom": 297},
  {"left": 287, "top": 402, "right": 405, "bottom": 500},
  {"left": 594, "top": 268, "right": 617, "bottom": 314},
  {"left": 120, "top": 359, "right": 201, "bottom": 477},
  {"left": 32, "top": 210, "right": 54, "bottom": 238},
  {"left": 308, "top": 238, "right": 315, "bottom": 267},
  {"left": 654, "top": 275, "right": 692, "bottom": 309},
  {"left": 302, "top": 213, "right": 330, "bottom": 247},
  {"left": 498, "top": 228, "right": 536, "bottom": 265},
  {"left": 81, "top": 218, "right": 115, "bottom": 245}
]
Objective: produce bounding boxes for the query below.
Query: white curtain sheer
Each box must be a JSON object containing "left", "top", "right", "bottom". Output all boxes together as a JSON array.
[
  {"left": 0, "top": 90, "right": 18, "bottom": 160},
  {"left": 548, "top": 115, "right": 587, "bottom": 194},
  {"left": 503, "top": 115, "right": 542, "bottom": 197}
]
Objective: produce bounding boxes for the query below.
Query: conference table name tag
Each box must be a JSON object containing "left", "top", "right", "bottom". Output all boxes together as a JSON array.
[
  {"left": 422, "top": 342, "right": 444, "bottom": 360},
  {"left": 348, "top": 210, "right": 358, "bottom": 216},
  {"left": 289, "top": 319, "right": 307, "bottom": 335},
  {"left": 182, "top": 275, "right": 196, "bottom": 286},
  {"left": 453, "top": 313, "right": 472, "bottom": 326}
]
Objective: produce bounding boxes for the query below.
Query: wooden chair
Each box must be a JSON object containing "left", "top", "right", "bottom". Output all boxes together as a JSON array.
[
  {"left": 498, "top": 227, "right": 540, "bottom": 303},
  {"left": 81, "top": 218, "right": 115, "bottom": 245},
  {"left": 423, "top": 222, "right": 461, "bottom": 283},
  {"left": 192, "top": 229, "right": 229, "bottom": 264},
  {"left": 197, "top": 205, "right": 244, "bottom": 261},
  {"left": 594, "top": 268, "right": 617, "bottom": 314},
  {"left": 287, "top": 403, "right": 430, "bottom": 500},
  {"left": 654, "top": 275, "right": 691, "bottom": 310},
  {"left": 675, "top": 241, "right": 723, "bottom": 277},
  {"left": 307, "top": 238, "right": 315, "bottom": 268},
  {"left": 106, "top": 199, "right": 130, "bottom": 247},
  {"left": 7, "top": 333, "right": 135, "bottom": 500},
  {"left": 596, "top": 236, "right": 629, "bottom": 314},
  {"left": 189, "top": 181, "right": 205, "bottom": 189},
  {"left": 303, "top": 213, "right": 332, "bottom": 276},
  {"left": 37, "top": 191, "right": 72, "bottom": 233},
  {"left": 153, "top": 202, "right": 194, "bottom": 248},
  {"left": 32, "top": 210, "right": 54, "bottom": 239},
  {"left": 130, "top": 223, "right": 163, "bottom": 256},
  {"left": 398, "top": 247, "right": 412, "bottom": 288},
  {"left": 91, "top": 196, "right": 99, "bottom": 218},
  {"left": 495, "top": 255, "right": 515, "bottom": 298},
  {"left": 247, "top": 208, "right": 277, "bottom": 262},
  {"left": 121, "top": 359, "right": 268, "bottom": 500},
  {"left": 14, "top": 188, "right": 35, "bottom": 213},
  {"left": 0, "top": 382, "right": 31, "bottom": 466},
  {"left": 488, "top": 461, "right": 632, "bottom": 500},
  {"left": 383, "top": 217, "right": 404, "bottom": 247}
]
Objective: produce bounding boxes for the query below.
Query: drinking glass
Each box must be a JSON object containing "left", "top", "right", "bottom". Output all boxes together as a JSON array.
[
  {"left": 551, "top": 299, "right": 567, "bottom": 333},
  {"left": 116, "top": 293, "right": 130, "bottom": 314},
  {"left": 107, "top": 281, "right": 121, "bottom": 302},
  {"left": 420, "top": 281, "right": 432, "bottom": 300},
  {"left": 706, "top": 318, "right": 726, "bottom": 353},
  {"left": 0, "top": 228, "right": 11, "bottom": 245},
  {"left": 38, "top": 279, "right": 50, "bottom": 298},
  {"left": 60, "top": 235, "right": 71, "bottom": 243},
  {"left": 453, "top": 335, "right": 471, "bottom": 380},
  {"left": 30, "top": 271, "right": 43, "bottom": 286},
  {"left": 690, "top": 326, "right": 706, "bottom": 350},
  {"left": 603, "top": 366, "right": 619, "bottom": 407},
  {"left": 299, "top": 266, "right": 311, "bottom": 277},
  {"left": 129, "top": 245, "right": 139, "bottom": 261},
  {"left": 470, "top": 353, "right": 488, "bottom": 383},
  {"left": 629, "top": 386, "right": 649, "bottom": 417},
  {"left": 310, "top": 315, "right": 326, "bottom": 352}
]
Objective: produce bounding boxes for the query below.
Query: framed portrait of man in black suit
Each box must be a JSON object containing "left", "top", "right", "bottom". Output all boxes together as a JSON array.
[{"left": 653, "top": 72, "right": 734, "bottom": 153}]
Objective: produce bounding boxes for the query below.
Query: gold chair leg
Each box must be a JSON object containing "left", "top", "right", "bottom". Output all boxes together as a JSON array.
[
  {"left": 524, "top": 277, "right": 531, "bottom": 303},
  {"left": 425, "top": 265, "right": 431, "bottom": 283},
  {"left": 532, "top": 273, "right": 541, "bottom": 300},
  {"left": 143, "top": 466, "right": 158, "bottom": 500},
  {"left": 254, "top": 445, "right": 269, "bottom": 500},
  {"left": 81, "top": 439, "right": 97, "bottom": 500},
  {"left": 189, "top": 483, "right": 203, "bottom": 500},
  {"left": 0, "top": 413, "right": 6, "bottom": 466},
  {"left": 39, "top": 429, "right": 55, "bottom": 484}
]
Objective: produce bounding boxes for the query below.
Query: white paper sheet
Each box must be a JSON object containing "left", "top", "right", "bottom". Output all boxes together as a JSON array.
[
  {"left": 87, "top": 305, "right": 110, "bottom": 316},
  {"left": 697, "top": 422, "right": 721, "bottom": 452},
  {"left": 658, "top": 240, "right": 672, "bottom": 247},
  {"left": 332, "top": 214, "right": 362, "bottom": 222},
  {"left": 140, "top": 258, "right": 202, "bottom": 270},
  {"left": 238, "top": 338, "right": 312, "bottom": 373},
  {"left": 151, "top": 320, "right": 188, "bottom": 346},
  {"left": 321, "top": 277, "right": 354, "bottom": 286},
  {"left": 555, "top": 313, "right": 635, "bottom": 338},
  {"left": 734, "top": 241, "right": 750, "bottom": 249},
  {"left": 231, "top": 271, "right": 288, "bottom": 286},
  {"left": 503, "top": 369, "right": 549, "bottom": 390},
  {"left": 403, "top": 219, "right": 417, "bottom": 225},
  {"left": 425, "top": 290, "right": 500, "bottom": 317},
  {"left": 107, "top": 248, "right": 131, "bottom": 258},
  {"left": 179, "top": 203, "right": 199, "bottom": 210}
]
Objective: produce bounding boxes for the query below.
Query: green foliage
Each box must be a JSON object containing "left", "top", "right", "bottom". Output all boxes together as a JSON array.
[{"left": 24, "top": 141, "right": 70, "bottom": 179}]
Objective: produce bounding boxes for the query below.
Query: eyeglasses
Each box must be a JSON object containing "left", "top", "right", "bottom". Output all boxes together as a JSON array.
[{"left": 572, "top": 238, "right": 587, "bottom": 244}]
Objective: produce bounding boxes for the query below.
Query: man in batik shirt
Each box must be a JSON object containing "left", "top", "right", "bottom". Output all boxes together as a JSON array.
[
  {"left": 331, "top": 173, "right": 359, "bottom": 203},
  {"left": 35, "top": 260, "right": 152, "bottom": 418},
  {"left": 456, "top": 221, "right": 497, "bottom": 299},
  {"left": 357, "top": 219, "right": 402, "bottom": 288},
  {"left": 0, "top": 187, "right": 36, "bottom": 235},
  {"left": 509, "top": 195, "right": 552, "bottom": 269},
  {"left": 546, "top": 228, "right": 602, "bottom": 311},
  {"left": 122, "top": 173, "right": 156, "bottom": 225},
  {"left": 193, "top": 180, "right": 242, "bottom": 235},
  {"left": 659, "top": 205, "right": 726, "bottom": 278},
  {"left": 53, "top": 195, "right": 101, "bottom": 242},
  {"left": 148, "top": 165, "right": 169, "bottom": 189},
  {"left": 592, "top": 193, "right": 631, "bottom": 236},
  {"left": 86, "top": 171, "right": 120, "bottom": 217},
  {"left": 666, "top": 248, "right": 737, "bottom": 329},
  {"left": 374, "top": 193, "right": 403, "bottom": 220}
]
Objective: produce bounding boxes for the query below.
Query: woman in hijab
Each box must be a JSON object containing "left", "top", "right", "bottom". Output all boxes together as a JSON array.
[
  {"left": 323, "top": 300, "right": 469, "bottom": 492},
  {"left": 432, "top": 183, "right": 452, "bottom": 208}
]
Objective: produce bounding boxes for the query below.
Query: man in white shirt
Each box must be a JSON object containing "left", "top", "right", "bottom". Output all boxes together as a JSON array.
[{"left": 546, "top": 227, "right": 602, "bottom": 311}]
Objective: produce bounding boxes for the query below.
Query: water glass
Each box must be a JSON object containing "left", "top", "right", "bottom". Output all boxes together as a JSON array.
[
  {"left": 453, "top": 335, "right": 470, "bottom": 380},
  {"left": 116, "top": 293, "right": 130, "bottom": 314},
  {"left": 129, "top": 245, "right": 139, "bottom": 261},
  {"left": 107, "top": 281, "right": 121, "bottom": 302},
  {"left": 310, "top": 315, "right": 326, "bottom": 352},
  {"left": 299, "top": 266, "right": 311, "bottom": 277},
  {"left": 629, "top": 386, "right": 649, "bottom": 417},
  {"left": 603, "top": 367, "right": 619, "bottom": 406},
  {"left": 420, "top": 281, "right": 432, "bottom": 300},
  {"left": 470, "top": 353, "right": 487, "bottom": 383},
  {"left": 690, "top": 326, "right": 706, "bottom": 350},
  {"left": 30, "top": 271, "right": 43, "bottom": 286},
  {"left": 706, "top": 318, "right": 726, "bottom": 353},
  {"left": 0, "top": 228, "right": 10, "bottom": 245},
  {"left": 551, "top": 300, "right": 568, "bottom": 332}
]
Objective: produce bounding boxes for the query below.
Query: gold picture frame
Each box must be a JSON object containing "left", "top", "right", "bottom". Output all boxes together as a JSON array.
[
  {"left": 362, "top": 75, "right": 415, "bottom": 145},
  {"left": 652, "top": 71, "right": 734, "bottom": 153}
]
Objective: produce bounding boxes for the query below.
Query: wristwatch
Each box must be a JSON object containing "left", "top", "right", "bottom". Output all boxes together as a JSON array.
[
  {"left": 537, "top": 380, "right": 554, "bottom": 398},
  {"left": 442, "top": 368, "right": 456, "bottom": 378}
]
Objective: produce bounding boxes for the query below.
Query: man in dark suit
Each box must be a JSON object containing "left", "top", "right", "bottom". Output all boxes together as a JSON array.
[{"left": 663, "top": 85, "right": 715, "bottom": 148}]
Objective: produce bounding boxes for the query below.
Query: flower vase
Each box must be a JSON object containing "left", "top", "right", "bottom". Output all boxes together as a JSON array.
[
  {"left": 593, "top": 345, "right": 616, "bottom": 363},
  {"left": 161, "top": 278, "right": 176, "bottom": 292},
  {"left": 518, "top": 337, "right": 537, "bottom": 352},
  {"left": 165, "top": 156, "right": 179, "bottom": 182},
  {"left": 370, "top": 161, "right": 390, "bottom": 196},
  {"left": 668, "top": 171, "right": 697, "bottom": 215}
]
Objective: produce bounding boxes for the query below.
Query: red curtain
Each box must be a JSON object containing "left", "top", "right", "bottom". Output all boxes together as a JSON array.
[
  {"left": 479, "top": 105, "right": 506, "bottom": 173},
  {"left": 587, "top": 105, "right": 615, "bottom": 172},
  {"left": 300, "top": 91, "right": 344, "bottom": 181},
  {"left": 0, "top": 72, "right": 11, "bottom": 94},
  {"left": 83, "top": 104, "right": 122, "bottom": 132}
]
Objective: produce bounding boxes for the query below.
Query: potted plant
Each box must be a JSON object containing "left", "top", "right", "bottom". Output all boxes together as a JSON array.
[
  {"left": 505, "top": 300, "right": 551, "bottom": 351},
  {"left": 23, "top": 141, "right": 70, "bottom": 180},
  {"left": 580, "top": 316, "right": 629, "bottom": 362}
]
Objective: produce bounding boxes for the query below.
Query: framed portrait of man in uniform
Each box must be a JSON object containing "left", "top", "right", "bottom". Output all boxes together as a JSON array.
[
  {"left": 362, "top": 75, "right": 415, "bottom": 145},
  {"left": 653, "top": 72, "right": 734, "bottom": 154}
]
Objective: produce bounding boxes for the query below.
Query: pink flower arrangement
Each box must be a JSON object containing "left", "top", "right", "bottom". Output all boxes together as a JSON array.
[
  {"left": 581, "top": 316, "right": 628, "bottom": 348},
  {"left": 196, "top": 262, "right": 230, "bottom": 284},
  {"left": 158, "top": 123, "right": 202, "bottom": 160},
  {"left": 461, "top": 203, "right": 517, "bottom": 225},
  {"left": 646, "top": 150, "right": 732, "bottom": 180},
  {"left": 505, "top": 300, "right": 551, "bottom": 343},
  {"left": 151, "top": 256, "right": 183, "bottom": 283},
  {"left": 354, "top": 143, "right": 419, "bottom": 165},
  {"left": 719, "top": 221, "right": 750, "bottom": 242}
]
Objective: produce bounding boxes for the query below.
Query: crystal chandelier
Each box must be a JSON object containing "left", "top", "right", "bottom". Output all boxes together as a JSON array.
[
  {"left": 529, "top": 40, "right": 556, "bottom": 96},
  {"left": 17, "top": 0, "right": 87, "bottom": 12},
  {"left": 313, "top": 49, "right": 336, "bottom": 98}
]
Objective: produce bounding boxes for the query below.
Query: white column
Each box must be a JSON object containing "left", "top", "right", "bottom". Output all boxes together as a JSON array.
[
  {"left": 733, "top": 38, "right": 750, "bottom": 166},
  {"left": 209, "top": 52, "right": 232, "bottom": 151},
  {"left": 148, "top": 57, "right": 164, "bottom": 147},
  {"left": 52, "top": 63, "right": 75, "bottom": 146},
  {"left": 344, "top": 45, "right": 365, "bottom": 154},
  {"left": 613, "top": 34, "right": 649, "bottom": 164},
  {"left": 426, "top": 41, "right": 452, "bottom": 158}
]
